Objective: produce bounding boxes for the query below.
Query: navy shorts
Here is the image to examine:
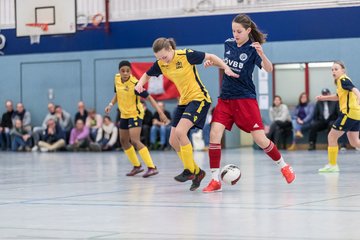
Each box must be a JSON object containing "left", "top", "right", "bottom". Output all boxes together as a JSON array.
[
  {"left": 172, "top": 100, "right": 211, "bottom": 129},
  {"left": 119, "top": 117, "right": 143, "bottom": 129},
  {"left": 332, "top": 113, "right": 360, "bottom": 132}
]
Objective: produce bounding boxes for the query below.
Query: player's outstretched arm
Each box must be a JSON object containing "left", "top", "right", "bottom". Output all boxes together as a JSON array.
[
  {"left": 105, "top": 94, "right": 117, "bottom": 113},
  {"left": 135, "top": 73, "right": 151, "bottom": 93},
  {"left": 251, "top": 42, "right": 273, "bottom": 72},
  {"left": 147, "top": 95, "right": 169, "bottom": 124},
  {"left": 315, "top": 94, "right": 339, "bottom": 101},
  {"left": 204, "top": 53, "right": 239, "bottom": 78}
]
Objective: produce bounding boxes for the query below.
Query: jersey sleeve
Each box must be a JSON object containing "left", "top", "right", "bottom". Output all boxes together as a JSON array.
[
  {"left": 146, "top": 61, "right": 162, "bottom": 77},
  {"left": 341, "top": 78, "right": 355, "bottom": 91},
  {"left": 186, "top": 49, "right": 206, "bottom": 65},
  {"left": 135, "top": 90, "right": 149, "bottom": 98}
]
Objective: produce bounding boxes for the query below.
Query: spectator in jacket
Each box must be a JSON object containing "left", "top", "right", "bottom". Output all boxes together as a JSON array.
[
  {"left": 12, "top": 102, "right": 32, "bottom": 132},
  {"left": 85, "top": 108, "right": 103, "bottom": 141},
  {"left": 38, "top": 118, "right": 66, "bottom": 152},
  {"left": 55, "top": 105, "right": 73, "bottom": 142},
  {"left": 89, "top": 116, "right": 118, "bottom": 151},
  {"left": 0, "top": 100, "right": 14, "bottom": 150},
  {"left": 74, "top": 101, "right": 88, "bottom": 124},
  {"left": 10, "top": 118, "right": 32, "bottom": 151}
]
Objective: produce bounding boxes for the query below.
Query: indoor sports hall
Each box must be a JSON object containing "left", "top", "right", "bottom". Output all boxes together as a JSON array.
[{"left": 0, "top": 0, "right": 360, "bottom": 239}]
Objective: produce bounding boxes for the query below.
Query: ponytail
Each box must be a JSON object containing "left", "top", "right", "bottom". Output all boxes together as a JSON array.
[
  {"left": 152, "top": 37, "right": 177, "bottom": 53},
  {"left": 233, "top": 14, "right": 267, "bottom": 44}
]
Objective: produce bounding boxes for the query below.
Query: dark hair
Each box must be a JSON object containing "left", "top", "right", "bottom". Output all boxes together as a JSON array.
[
  {"left": 119, "top": 60, "right": 131, "bottom": 70},
  {"left": 233, "top": 14, "right": 267, "bottom": 44},
  {"left": 272, "top": 95, "right": 282, "bottom": 107},
  {"left": 152, "top": 37, "right": 176, "bottom": 53},
  {"left": 103, "top": 115, "right": 111, "bottom": 121},
  {"left": 298, "top": 92, "right": 308, "bottom": 105}
]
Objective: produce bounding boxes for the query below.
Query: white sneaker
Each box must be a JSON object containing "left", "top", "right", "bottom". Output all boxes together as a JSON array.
[
  {"left": 40, "top": 147, "right": 49, "bottom": 152},
  {"left": 318, "top": 164, "right": 340, "bottom": 173},
  {"left": 31, "top": 146, "right": 39, "bottom": 152}
]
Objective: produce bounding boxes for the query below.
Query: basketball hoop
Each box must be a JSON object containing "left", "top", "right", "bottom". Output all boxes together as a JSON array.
[{"left": 26, "top": 23, "right": 49, "bottom": 44}]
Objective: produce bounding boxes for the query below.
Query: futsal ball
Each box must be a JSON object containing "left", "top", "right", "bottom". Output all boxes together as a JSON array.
[{"left": 220, "top": 164, "right": 241, "bottom": 185}]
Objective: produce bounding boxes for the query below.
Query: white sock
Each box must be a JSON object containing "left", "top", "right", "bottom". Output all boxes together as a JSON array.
[
  {"left": 211, "top": 168, "right": 220, "bottom": 181},
  {"left": 275, "top": 157, "right": 287, "bottom": 169}
]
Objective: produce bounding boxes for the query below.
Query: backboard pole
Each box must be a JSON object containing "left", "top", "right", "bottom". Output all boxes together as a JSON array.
[{"left": 105, "top": 0, "right": 110, "bottom": 33}]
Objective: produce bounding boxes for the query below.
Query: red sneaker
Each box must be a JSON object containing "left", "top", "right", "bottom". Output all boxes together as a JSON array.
[
  {"left": 142, "top": 167, "right": 159, "bottom": 178},
  {"left": 126, "top": 166, "right": 144, "bottom": 176},
  {"left": 281, "top": 165, "right": 295, "bottom": 184},
  {"left": 202, "top": 179, "right": 222, "bottom": 193}
]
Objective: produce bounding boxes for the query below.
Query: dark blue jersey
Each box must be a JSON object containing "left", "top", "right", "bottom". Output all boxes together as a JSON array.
[{"left": 220, "top": 38, "right": 262, "bottom": 99}]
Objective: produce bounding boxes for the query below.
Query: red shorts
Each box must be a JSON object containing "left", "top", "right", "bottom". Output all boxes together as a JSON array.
[{"left": 212, "top": 98, "right": 264, "bottom": 133}]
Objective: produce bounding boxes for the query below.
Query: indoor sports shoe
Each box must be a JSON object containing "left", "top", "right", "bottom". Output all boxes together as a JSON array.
[
  {"left": 126, "top": 166, "right": 144, "bottom": 176},
  {"left": 202, "top": 179, "right": 222, "bottom": 193},
  {"left": 142, "top": 167, "right": 159, "bottom": 178},
  {"left": 174, "top": 169, "right": 195, "bottom": 182},
  {"left": 318, "top": 164, "right": 340, "bottom": 173},
  {"left": 189, "top": 169, "right": 206, "bottom": 191},
  {"left": 281, "top": 165, "right": 296, "bottom": 184}
]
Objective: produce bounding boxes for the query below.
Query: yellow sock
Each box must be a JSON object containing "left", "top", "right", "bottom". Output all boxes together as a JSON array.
[
  {"left": 124, "top": 146, "right": 141, "bottom": 167},
  {"left": 177, "top": 151, "right": 186, "bottom": 168},
  {"left": 138, "top": 147, "right": 155, "bottom": 168},
  {"left": 328, "top": 146, "right": 339, "bottom": 166},
  {"left": 180, "top": 144, "right": 195, "bottom": 173}
]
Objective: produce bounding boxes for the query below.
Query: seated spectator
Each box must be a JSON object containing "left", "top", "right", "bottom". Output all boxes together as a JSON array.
[
  {"left": 12, "top": 102, "right": 32, "bottom": 132},
  {"left": 288, "top": 92, "right": 314, "bottom": 150},
  {"left": 55, "top": 105, "right": 73, "bottom": 141},
  {"left": 74, "top": 101, "right": 88, "bottom": 124},
  {"left": 85, "top": 108, "right": 103, "bottom": 141},
  {"left": 10, "top": 118, "right": 32, "bottom": 152},
  {"left": 308, "top": 88, "right": 338, "bottom": 150},
  {"left": 266, "top": 95, "right": 292, "bottom": 149},
  {"left": 38, "top": 118, "right": 66, "bottom": 152},
  {"left": 66, "top": 119, "right": 90, "bottom": 151},
  {"left": 89, "top": 116, "right": 118, "bottom": 151},
  {"left": 31, "top": 102, "right": 56, "bottom": 151},
  {"left": 0, "top": 100, "right": 14, "bottom": 151},
  {"left": 141, "top": 102, "right": 153, "bottom": 147},
  {"left": 202, "top": 107, "right": 213, "bottom": 151},
  {"left": 149, "top": 102, "right": 171, "bottom": 150}
]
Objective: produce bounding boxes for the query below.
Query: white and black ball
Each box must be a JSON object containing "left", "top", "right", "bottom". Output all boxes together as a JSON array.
[{"left": 220, "top": 164, "right": 241, "bottom": 185}]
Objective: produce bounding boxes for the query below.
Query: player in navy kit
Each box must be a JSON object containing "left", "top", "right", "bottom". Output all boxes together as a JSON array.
[{"left": 203, "top": 14, "right": 296, "bottom": 192}]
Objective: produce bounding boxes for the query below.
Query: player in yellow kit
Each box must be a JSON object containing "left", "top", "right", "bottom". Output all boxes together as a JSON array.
[
  {"left": 318, "top": 61, "right": 360, "bottom": 173},
  {"left": 105, "top": 60, "right": 169, "bottom": 177},
  {"left": 135, "top": 37, "right": 238, "bottom": 191}
]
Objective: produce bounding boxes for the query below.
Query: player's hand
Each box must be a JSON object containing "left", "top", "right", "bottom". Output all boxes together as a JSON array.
[
  {"left": 251, "top": 42, "right": 264, "bottom": 56},
  {"left": 204, "top": 60, "right": 214, "bottom": 68},
  {"left": 105, "top": 105, "right": 112, "bottom": 114},
  {"left": 159, "top": 113, "right": 169, "bottom": 124},
  {"left": 224, "top": 67, "right": 239, "bottom": 78},
  {"left": 135, "top": 84, "right": 145, "bottom": 93},
  {"left": 315, "top": 95, "right": 324, "bottom": 101}
]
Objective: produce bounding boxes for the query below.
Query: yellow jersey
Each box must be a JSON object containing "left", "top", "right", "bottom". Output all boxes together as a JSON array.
[
  {"left": 147, "top": 49, "right": 211, "bottom": 105},
  {"left": 114, "top": 74, "right": 144, "bottom": 119},
  {"left": 336, "top": 74, "right": 360, "bottom": 120}
]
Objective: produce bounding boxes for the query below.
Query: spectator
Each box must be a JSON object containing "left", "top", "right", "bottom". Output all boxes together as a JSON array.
[
  {"left": 0, "top": 100, "right": 14, "bottom": 150},
  {"left": 38, "top": 118, "right": 66, "bottom": 152},
  {"left": 267, "top": 95, "right": 292, "bottom": 149},
  {"left": 149, "top": 102, "right": 171, "bottom": 150},
  {"left": 12, "top": 102, "right": 32, "bottom": 132},
  {"left": 89, "top": 116, "right": 118, "bottom": 151},
  {"left": 85, "top": 108, "right": 103, "bottom": 141},
  {"left": 308, "top": 88, "right": 338, "bottom": 150},
  {"left": 31, "top": 102, "right": 56, "bottom": 151},
  {"left": 288, "top": 92, "right": 314, "bottom": 150},
  {"left": 10, "top": 118, "right": 32, "bottom": 151},
  {"left": 202, "top": 107, "right": 214, "bottom": 151},
  {"left": 66, "top": 119, "right": 90, "bottom": 151},
  {"left": 55, "top": 105, "right": 73, "bottom": 141},
  {"left": 141, "top": 102, "right": 153, "bottom": 147},
  {"left": 74, "top": 101, "right": 88, "bottom": 124}
]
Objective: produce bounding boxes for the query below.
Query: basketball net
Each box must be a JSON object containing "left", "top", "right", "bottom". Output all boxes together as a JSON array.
[{"left": 25, "top": 23, "right": 49, "bottom": 44}]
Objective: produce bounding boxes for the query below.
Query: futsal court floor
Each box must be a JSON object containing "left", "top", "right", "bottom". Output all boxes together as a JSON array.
[{"left": 0, "top": 148, "right": 359, "bottom": 239}]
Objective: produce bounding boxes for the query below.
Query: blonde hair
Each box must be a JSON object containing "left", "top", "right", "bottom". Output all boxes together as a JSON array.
[
  {"left": 233, "top": 14, "right": 267, "bottom": 44},
  {"left": 152, "top": 37, "right": 176, "bottom": 53}
]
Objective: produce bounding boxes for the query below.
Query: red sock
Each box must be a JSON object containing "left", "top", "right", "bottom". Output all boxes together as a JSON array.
[
  {"left": 263, "top": 141, "right": 281, "bottom": 161},
  {"left": 209, "top": 143, "right": 221, "bottom": 168}
]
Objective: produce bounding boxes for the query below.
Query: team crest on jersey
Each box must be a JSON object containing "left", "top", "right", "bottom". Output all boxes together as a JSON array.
[
  {"left": 176, "top": 61, "right": 183, "bottom": 69},
  {"left": 239, "top": 53, "right": 248, "bottom": 61}
]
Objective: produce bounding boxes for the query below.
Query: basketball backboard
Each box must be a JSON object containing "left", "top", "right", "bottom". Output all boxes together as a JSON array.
[{"left": 15, "top": 0, "right": 76, "bottom": 37}]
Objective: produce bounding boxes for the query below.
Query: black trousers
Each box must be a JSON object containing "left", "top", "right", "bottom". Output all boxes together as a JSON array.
[
  {"left": 267, "top": 121, "right": 292, "bottom": 148},
  {"left": 308, "top": 120, "right": 332, "bottom": 144}
]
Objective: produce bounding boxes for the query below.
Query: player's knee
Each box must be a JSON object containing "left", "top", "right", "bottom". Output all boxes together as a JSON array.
[
  {"left": 174, "top": 127, "right": 185, "bottom": 140},
  {"left": 120, "top": 138, "right": 130, "bottom": 148}
]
